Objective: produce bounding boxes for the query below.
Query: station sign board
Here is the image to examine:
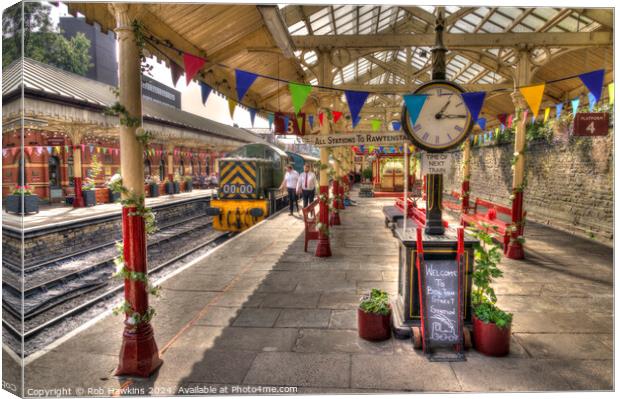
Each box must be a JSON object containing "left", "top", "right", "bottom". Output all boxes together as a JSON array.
[
  {"left": 301, "top": 132, "right": 406, "bottom": 147},
  {"left": 274, "top": 112, "right": 306, "bottom": 136},
  {"left": 573, "top": 113, "right": 609, "bottom": 136},
  {"left": 421, "top": 153, "right": 452, "bottom": 175}
]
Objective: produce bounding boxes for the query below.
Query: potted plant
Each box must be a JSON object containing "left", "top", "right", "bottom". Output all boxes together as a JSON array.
[
  {"left": 6, "top": 185, "right": 39, "bottom": 214},
  {"left": 82, "top": 177, "right": 97, "bottom": 206},
  {"left": 469, "top": 225, "right": 513, "bottom": 357},
  {"left": 164, "top": 178, "right": 174, "bottom": 195},
  {"left": 362, "top": 167, "right": 373, "bottom": 183},
  {"left": 183, "top": 175, "right": 193, "bottom": 192},
  {"left": 173, "top": 173, "right": 181, "bottom": 194},
  {"left": 358, "top": 288, "right": 391, "bottom": 341},
  {"left": 146, "top": 175, "right": 160, "bottom": 197},
  {"left": 107, "top": 175, "right": 121, "bottom": 202}
]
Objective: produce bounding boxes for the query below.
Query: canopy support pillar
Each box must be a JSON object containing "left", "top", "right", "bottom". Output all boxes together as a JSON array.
[
  {"left": 461, "top": 139, "right": 471, "bottom": 212},
  {"left": 111, "top": 3, "right": 162, "bottom": 378}
]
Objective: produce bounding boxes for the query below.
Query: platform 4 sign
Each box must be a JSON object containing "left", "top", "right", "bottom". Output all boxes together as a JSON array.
[
  {"left": 421, "top": 153, "right": 452, "bottom": 175},
  {"left": 301, "top": 132, "right": 407, "bottom": 147},
  {"left": 573, "top": 113, "right": 609, "bottom": 136}
]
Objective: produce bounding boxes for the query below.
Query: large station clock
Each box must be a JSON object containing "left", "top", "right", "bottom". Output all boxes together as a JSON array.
[{"left": 401, "top": 81, "right": 473, "bottom": 152}]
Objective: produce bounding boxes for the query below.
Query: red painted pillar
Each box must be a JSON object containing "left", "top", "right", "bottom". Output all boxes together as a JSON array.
[
  {"left": 115, "top": 207, "right": 162, "bottom": 377},
  {"left": 72, "top": 145, "right": 85, "bottom": 208},
  {"left": 73, "top": 177, "right": 85, "bottom": 207},
  {"left": 315, "top": 185, "right": 332, "bottom": 257},
  {"left": 506, "top": 191, "right": 525, "bottom": 259},
  {"left": 461, "top": 180, "right": 470, "bottom": 213}
]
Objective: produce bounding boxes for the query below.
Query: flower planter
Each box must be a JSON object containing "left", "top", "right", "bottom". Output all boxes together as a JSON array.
[
  {"left": 5, "top": 194, "right": 39, "bottom": 215},
  {"left": 473, "top": 314, "right": 511, "bottom": 357},
  {"left": 165, "top": 182, "right": 174, "bottom": 194},
  {"left": 149, "top": 183, "right": 159, "bottom": 198},
  {"left": 184, "top": 181, "right": 193, "bottom": 192},
  {"left": 173, "top": 182, "right": 180, "bottom": 194},
  {"left": 83, "top": 190, "right": 97, "bottom": 207},
  {"left": 109, "top": 189, "right": 121, "bottom": 203},
  {"left": 357, "top": 307, "right": 391, "bottom": 341}
]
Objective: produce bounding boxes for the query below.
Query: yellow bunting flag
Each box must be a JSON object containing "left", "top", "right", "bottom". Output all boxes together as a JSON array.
[
  {"left": 609, "top": 83, "right": 614, "bottom": 105},
  {"left": 543, "top": 107, "right": 550, "bottom": 123},
  {"left": 519, "top": 83, "right": 545, "bottom": 118},
  {"left": 228, "top": 99, "right": 236, "bottom": 119}
]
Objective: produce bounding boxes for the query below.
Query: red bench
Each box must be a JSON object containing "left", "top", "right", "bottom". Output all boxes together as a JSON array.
[
  {"left": 461, "top": 198, "right": 526, "bottom": 253},
  {"left": 396, "top": 197, "right": 449, "bottom": 228},
  {"left": 302, "top": 199, "right": 320, "bottom": 252},
  {"left": 442, "top": 190, "right": 461, "bottom": 211}
]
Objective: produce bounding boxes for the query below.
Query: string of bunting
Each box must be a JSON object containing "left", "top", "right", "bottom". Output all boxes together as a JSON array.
[
  {"left": 144, "top": 33, "right": 612, "bottom": 131},
  {"left": 2, "top": 146, "right": 217, "bottom": 160}
]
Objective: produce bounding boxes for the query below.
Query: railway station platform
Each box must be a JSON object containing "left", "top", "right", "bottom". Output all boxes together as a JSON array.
[
  {"left": 13, "top": 188, "right": 612, "bottom": 395},
  {"left": 2, "top": 189, "right": 216, "bottom": 231}
]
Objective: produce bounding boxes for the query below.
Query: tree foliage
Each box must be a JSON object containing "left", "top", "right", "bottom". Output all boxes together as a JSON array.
[{"left": 2, "top": 2, "right": 92, "bottom": 75}]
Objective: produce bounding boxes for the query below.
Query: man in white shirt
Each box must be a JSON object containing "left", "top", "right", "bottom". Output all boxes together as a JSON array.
[
  {"left": 280, "top": 164, "right": 300, "bottom": 215},
  {"left": 296, "top": 163, "right": 317, "bottom": 209}
]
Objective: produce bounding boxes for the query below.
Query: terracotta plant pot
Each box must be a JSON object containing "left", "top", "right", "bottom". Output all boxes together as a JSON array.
[
  {"left": 357, "top": 308, "right": 391, "bottom": 341},
  {"left": 473, "top": 314, "right": 511, "bottom": 357}
]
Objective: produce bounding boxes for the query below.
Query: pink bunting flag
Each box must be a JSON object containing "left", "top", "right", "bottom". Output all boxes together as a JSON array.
[
  {"left": 506, "top": 114, "right": 513, "bottom": 128},
  {"left": 183, "top": 53, "right": 206, "bottom": 85}
]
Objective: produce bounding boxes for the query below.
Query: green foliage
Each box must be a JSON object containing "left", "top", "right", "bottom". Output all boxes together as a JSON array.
[
  {"left": 468, "top": 226, "right": 513, "bottom": 328},
  {"left": 362, "top": 167, "right": 373, "bottom": 180},
  {"left": 526, "top": 120, "right": 554, "bottom": 142},
  {"left": 2, "top": 2, "right": 92, "bottom": 74},
  {"left": 359, "top": 288, "right": 391, "bottom": 316},
  {"left": 103, "top": 102, "right": 141, "bottom": 127}
]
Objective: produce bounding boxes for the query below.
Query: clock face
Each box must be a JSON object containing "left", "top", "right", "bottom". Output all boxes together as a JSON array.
[{"left": 402, "top": 81, "right": 472, "bottom": 152}]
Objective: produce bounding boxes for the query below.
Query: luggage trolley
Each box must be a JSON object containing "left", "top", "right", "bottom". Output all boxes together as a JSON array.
[{"left": 411, "top": 227, "right": 471, "bottom": 361}]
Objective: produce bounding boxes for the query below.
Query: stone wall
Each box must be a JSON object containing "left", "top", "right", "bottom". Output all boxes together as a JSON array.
[{"left": 444, "top": 130, "right": 613, "bottom": 245}]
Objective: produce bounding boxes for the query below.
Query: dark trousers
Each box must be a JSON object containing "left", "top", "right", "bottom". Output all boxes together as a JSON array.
[
  {"left": 301, "top": 189, "right": 315, "bottom": 209},
  {"left": 287, "top": 188, "right": 299, "bottom": 212}
]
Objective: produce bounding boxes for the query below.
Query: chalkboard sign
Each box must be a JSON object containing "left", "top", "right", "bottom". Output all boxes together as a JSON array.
[{"left": 421, "top": 259, "right": 461, "bottom": 345}]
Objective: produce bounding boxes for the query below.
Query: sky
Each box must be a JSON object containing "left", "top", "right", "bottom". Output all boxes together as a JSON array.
[{"left": 48, "top": 2, "right": 270, "bottom": 130}]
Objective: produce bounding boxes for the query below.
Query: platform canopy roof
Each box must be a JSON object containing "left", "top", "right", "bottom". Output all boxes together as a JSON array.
[
  {"left": 2, "top": 57, "right": 264, "bottom": 149},
  {"left": 66, "top": 3, "right": 613, "bottom": 130}
]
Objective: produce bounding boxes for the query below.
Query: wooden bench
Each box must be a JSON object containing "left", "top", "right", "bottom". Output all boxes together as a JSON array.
[
  {"left": 383, "top": 205, "right": 404, "bottom": 229},
  {"left": 302, "top": 199, "right": 320, "bottom": 252},
  {"left": 442, "top": 190, "right": 461, "bottom": 211},
  {"left": 461, "top": 198, "right": 526, "bottom": 253}
]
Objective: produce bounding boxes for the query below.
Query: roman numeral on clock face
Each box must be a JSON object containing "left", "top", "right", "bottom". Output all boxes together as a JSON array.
[
  {"left": 422, "top": 132, "right": 429, "bottom": 141},
  {"left": 435, "top": 136, "right": 440, "bottom": 144},
  {"left": 454, "top": 125, "right": 464, "bottom": 132},
  {"left": 413, "top": 124, "right": 422, "bottom": 132}
]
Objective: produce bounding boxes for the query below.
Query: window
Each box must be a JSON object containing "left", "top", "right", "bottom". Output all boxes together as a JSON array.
[
  {"left": 179, "top": 160, "right": 185, "bottom": 175},
  {"left": 159, "top": 159, "right": 166, "bottom": 181},
  {"left": 67, "top": 155, "right": 74, "bottom": 186},
  {"left": 48, "top": 156, "right": 60, "bottom": 188},
  {"left": 144, "top": 159, "right": 152, "bottom": 177}
]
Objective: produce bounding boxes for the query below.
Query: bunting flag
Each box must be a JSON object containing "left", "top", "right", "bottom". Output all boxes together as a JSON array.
[
  {"left": 268, "top": 113, "right": 274, "bottom": 130},
  {"left": 235, "top": 69, "right": 258, "bottom": 102},
  {"left": 477, "top": 118, "right": 486, "bottom": 131},
  {"left": 283, "top": 115, "right": 289, "bottom": 132},
  {"left": 170, "top": 60, "right": 184, "bottom": 87},
  {"left": 497, "top": 113, "right": 508, "bottom": 127},
  {"left": 200, "top": 82, "right": 212, "bottom": 105},
  {"left": 571, "top": 98, "right": 580, "bottom": 117},
  {"left": 578, "top": 69, "right": 605, "bottom": 103},
  {"left": 333, "top": 111, "right": 343, "bottom": 123},
  {"left": 249, "top": 108, "right": 257, "bottom": 127},
  {"left": 519, "top": 83, "right": 545, "bottom": 118},
  {"left": 47, "top": 146, "right": 53, "bottom": 154},
  {"left": 608, "top": 83, "right": 614, "bottom": 105},
  {"left": 344, "top": 90, "right": 370, "bottom": 127},
  {"left": 403, "top": 94, "right": 428, "bottom": 127},
  {"left": 352, "top": 116, "right": 361, "bottom": 128},
  {"left": 461, "top": 92, "right": 486, "bottom": 123},
  {"left": 507, "top": 114, "right": 513, "bottom": 128},
  {"left": 543, "top": 107, "right": 550, "bottom": 123},
  {"left": 183, "top": 52, "right": 205, "bottom": 85},
  {"left": 25, "top": 147, "right": 33, "bottom": 156},
  {"left": 556, "top": 103, "right": 564, "bottom": 119},
  {"left": 288, "top": 82, "right": 313, "bottom": 114},
  {"left": 500, "top": 123, "right": 505, "bottom": 132},
  {"left": 522, "top": 110, "right": 529, "bottom": 124},
  {"left": 318, "top": 112, "right": 324, "bottom": 126},
  {"left": 89, "top": 144, "right": 95, "bottom": 153},
  {"left": 228, "top": 98, "right": 237, "bottom": 119},
  {"left": 297, "top": 116, "right": 303, "bottom": 133},
  {"left": 588, "top": 92, "right": 597, "bottom": 112},
  {"left": 371, "top": 119, "right": 382, "bottom": 132},
  {"left": 308, "top": 114, "right": 314, "bottom": 128},
  {"left": 392, "top": 121, "right": 401, "bottom": 131}
]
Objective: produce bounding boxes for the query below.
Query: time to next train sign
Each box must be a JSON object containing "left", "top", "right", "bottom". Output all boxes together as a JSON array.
[{"left": 302, "top": 132, "right": 407, "bottom": 147}]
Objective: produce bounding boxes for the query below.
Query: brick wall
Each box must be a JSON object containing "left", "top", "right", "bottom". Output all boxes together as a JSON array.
[{"left": 444, "top": 131, "right": 613, "bottom": 245}]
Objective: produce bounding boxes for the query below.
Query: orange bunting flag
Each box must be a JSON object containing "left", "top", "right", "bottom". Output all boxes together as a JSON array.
[
  {"left": 228, "top": 99, "right": 236, "bottom": 119},
  {"left": 543, "top": 107, "right": 550, "bottom": 123},
  {"left": 519, "top": 83, "right": 545, "bottom": 118}
]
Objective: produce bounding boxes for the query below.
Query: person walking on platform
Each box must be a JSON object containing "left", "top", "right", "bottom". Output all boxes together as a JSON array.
[
  {"left": 280, "top": 164, "right": 300, "bottom": 215},
  {"left": 297, "top": 163, "right": 317, "bottom": 209}
]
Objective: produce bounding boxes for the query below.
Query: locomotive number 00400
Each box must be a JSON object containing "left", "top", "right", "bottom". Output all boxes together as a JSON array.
[{"left": 222, "top": 184, "right": 254, "bottom": 194}]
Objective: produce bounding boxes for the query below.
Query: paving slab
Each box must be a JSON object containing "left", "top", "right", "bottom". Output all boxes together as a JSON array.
[
  {"left": 328, "top": 309, "right": 358, "bottom": 330},
  {"left": 295, "top": 329, "right": 393, "bottom": 354},
  {"left": 275, "top": 309, "right": 331, "bottom": 328},
  {"left": 232, "top": 308, "right": 281, "bottom": 327},
  {"left": 514, "top": 333, "right": 613, "bottom": 360}
]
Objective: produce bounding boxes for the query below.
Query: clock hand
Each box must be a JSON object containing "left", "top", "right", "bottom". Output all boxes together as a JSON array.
[
  {"left": 443, "top": 114, "right": 467, "bottom": 119},
  {"left": 435, "top": 99, "right": 452, "bottom": 119}
]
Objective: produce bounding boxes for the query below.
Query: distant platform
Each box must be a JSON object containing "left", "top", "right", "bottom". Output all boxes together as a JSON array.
[
  {"left": 2, "top": 189, "right": 216, "bottom": 232},
  {"left": 372, "top": 191, "right": 407, "bottom": 198}
]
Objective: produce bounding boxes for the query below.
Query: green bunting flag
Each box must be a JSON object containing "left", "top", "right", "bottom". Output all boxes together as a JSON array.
[
  {"left": 371, "top": 119, "right": 382, "bottom": 132},
  {"left": 288, "top": 82, "right": 312, "bottom": 114}
]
